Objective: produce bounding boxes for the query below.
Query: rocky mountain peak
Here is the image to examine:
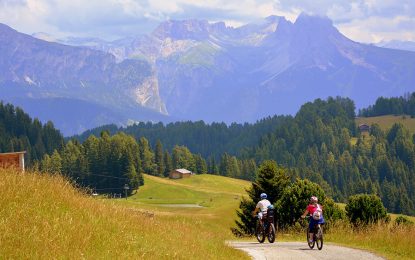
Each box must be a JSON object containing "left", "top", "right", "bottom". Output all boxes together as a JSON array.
[
  {"left": 293, "top": 13, "right": 336, "bottom": 35},
  {"left": 152, "top": 19, "right": 212, "bottom": 40}
]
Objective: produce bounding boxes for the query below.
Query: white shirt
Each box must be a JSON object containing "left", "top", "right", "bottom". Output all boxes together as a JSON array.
[{"left": 256, "top": 199, "right": 271, "bottom": 212}]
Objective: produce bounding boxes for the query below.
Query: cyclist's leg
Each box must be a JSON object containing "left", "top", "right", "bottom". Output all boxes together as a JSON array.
[
  {"left": 308, "top": 219, "right": 315, "bottom": 242},
  {"left": 258, "top": 212, "right": 263, "bottom": 225},
  {"left": 308, "top": 218, "right": 318, "bottom": 242}
]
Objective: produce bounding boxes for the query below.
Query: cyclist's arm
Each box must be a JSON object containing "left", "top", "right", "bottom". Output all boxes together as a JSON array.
[
  {"left": 252, "top": 206, "right": 260, "bottom": 216},
  {"left": 301, "top": 209, "right": 309, "bottom": 218}
]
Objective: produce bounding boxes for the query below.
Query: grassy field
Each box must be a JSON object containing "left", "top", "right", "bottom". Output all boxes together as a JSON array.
[
  {"left": 0, "top": 168, "right": 249, "bottom": 259},
  {"left": 2, "top": 168, "right": 414, "bottom": 259},
  {"left": 356, "top": 115, "right": 415, "bottom": 133},
  {"left": 118, "top": 174, "right": 250, "bottom": 235}
]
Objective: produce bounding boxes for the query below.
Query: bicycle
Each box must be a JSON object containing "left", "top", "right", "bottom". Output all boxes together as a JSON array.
[
  {"left": 254, "top": 208, "right": 276, "bottom": 243},
  {"left": 304, "top": 216, "right": 323, "bottom": 250}
]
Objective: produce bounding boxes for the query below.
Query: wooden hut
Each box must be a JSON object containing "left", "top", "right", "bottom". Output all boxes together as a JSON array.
[
  {"left": 0, "top": 151, "right": 26, "bottom": 172},
  {"left": 169, "top": 169, "right": 193, "bottom": 179}
]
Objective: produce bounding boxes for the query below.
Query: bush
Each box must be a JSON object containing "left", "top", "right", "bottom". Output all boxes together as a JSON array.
[
  {"left": 323, "top": 198, "right": 346, "bottom": 222},
  {"left": 273, "top": 178, "right": 346, "bottom": 229},
  {"left": 346, "top": 194, "right": 389, "bottom": 226},
  {"left": 394, "top": 215, "right": 414, "bottom": 226},
  {"left": 275, "top": 178, "right": 326, "bottom": 229}
]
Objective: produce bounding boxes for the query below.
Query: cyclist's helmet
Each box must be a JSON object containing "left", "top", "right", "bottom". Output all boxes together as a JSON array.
[
  {"left": 260, "top": 193, "right": 267, "bottom": 199},
  {"left": 310, "top": 196, "right": 318, "bottom": 203}
]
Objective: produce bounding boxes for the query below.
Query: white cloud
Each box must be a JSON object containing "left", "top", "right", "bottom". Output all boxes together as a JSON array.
[
  {"left": 0, "top": 0, "right": 413, "bottom": 42},
  {"left": 339, "top": 15, "right": 415, "bottom": 42}
]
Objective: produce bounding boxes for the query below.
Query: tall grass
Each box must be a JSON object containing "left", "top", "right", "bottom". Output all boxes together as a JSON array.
[
  {"left": 326, "top": 221, "right": 415, "bottom": 260},
  {"left": 0, "top": 168, "right": 248, "bottom": 259},
  {"left": 281, "top": 220, "right": 415, "bottom": 260}
]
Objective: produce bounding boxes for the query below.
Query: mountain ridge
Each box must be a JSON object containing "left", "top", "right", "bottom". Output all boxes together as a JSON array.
[
  {"left": 2, "top": 13, "right": 415, "bottom": 134},
  {"left": 0, "top": 22, "right": 169, "bottom": 135}
]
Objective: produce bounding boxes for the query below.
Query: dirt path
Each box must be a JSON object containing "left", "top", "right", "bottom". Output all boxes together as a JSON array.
[{"left": 230, "top": 241, "right": 385, "bottom": 260}]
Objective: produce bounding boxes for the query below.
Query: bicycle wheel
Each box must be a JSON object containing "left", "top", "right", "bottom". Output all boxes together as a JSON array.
[
  {"left": 267, "top": 223, "right": 276, "bottom": 243},
  {"left": 306, "top": 227, "right": 315, "bottom": 249},
  {"left": 255, "top": 222, "right": 266, "bottom": 243},
  {"left": 316, "top": 225, "right": 323, "bottom": 250}
]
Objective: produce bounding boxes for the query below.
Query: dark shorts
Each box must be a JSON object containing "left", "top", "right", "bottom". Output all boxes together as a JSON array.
[{"left": 309, "top": 216, "right": 325, "bottom": 231}]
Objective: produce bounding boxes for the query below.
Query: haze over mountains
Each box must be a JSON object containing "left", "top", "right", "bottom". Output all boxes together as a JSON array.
[
  {"left": 376, "top": 40, "right": 415, "bottom": 52},
  {"left": 1, "top": 13, "right": 415, "bottom": 135}
]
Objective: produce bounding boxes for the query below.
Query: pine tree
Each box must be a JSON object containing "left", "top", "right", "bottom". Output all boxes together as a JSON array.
[
  {"left": 155, "top": 140, "right": 165, "bottom": 176},
  {"left": 233, "top": 160, "right": 290, "bottom": 236},
  {"left": 163, "top": 150, "right": 173, "bottom": 177}
]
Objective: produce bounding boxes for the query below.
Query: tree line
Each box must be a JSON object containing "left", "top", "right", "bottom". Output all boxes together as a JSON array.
[
  {"left": 39, "top": 132, "right": 220, "bottom": 194},
  {"left": 0, "top": 102, "right": 64, "bottom": 164},
  {"left": 72, "top": 116, "right": 287, "bottom": 160},
  {"left": 359, "top": 92, "right": 415, "bottom": 117}
]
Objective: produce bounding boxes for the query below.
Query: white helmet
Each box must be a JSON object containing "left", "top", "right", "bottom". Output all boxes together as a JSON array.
[{"left": 310, "top": 196, "right": 318, "bottom": 203}]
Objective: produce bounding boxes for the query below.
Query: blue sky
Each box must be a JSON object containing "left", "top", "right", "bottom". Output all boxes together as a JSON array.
[{"left": 0, "top": 0, "right": 414, "bottom": 43}]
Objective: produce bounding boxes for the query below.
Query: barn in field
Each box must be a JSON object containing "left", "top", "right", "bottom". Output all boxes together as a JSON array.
[
  {"left": 169, "top": 169, "right": 193, "bottom": 179},
  {"left": 0, "top": 151, "right": 26, "bottom": 172}
]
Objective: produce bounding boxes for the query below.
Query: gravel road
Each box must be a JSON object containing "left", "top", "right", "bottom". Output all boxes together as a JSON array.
[{"left": 230, "top": 241, "right": 385, "bottom": 260}]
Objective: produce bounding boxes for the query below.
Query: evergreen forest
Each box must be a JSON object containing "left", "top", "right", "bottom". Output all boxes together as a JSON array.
[
  {"left": 2, "top": 92, "right": 415, "bottom": 215},
  {"left": 0, "top": 102, "right": 64, "bottom": 164},
  {"left": 74, "top": 94, "right": 415, "bottom": 215},
  {"left": 359, "top": 92, "right": 415, "bottom": 117}
]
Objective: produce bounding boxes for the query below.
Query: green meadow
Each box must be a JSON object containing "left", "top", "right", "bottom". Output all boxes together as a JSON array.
[{"left": 356, "top": 115, "right": 415, "bottom": 133}]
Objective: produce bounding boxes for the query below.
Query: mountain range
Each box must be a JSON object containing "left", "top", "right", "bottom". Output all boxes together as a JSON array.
[
  {"left": 376, "top": 40, "right": 415, "bottom": 52},
  {"left": 2, "top": 13, "right": 415, "bottom": 135}
]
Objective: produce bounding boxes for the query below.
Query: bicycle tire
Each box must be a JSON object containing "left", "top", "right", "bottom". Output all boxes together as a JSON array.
[
  {"left": 316, "top": 225, "right": 323, "bottom": 250},
  {"left": 306, "top": 227, "right": 315, "bottom": 249},
  {"left": 267, "top": 223, "right": 276, "bottom": 243},
  {"left": 255, "top": 222, "right": 266, "bottom": 243}
]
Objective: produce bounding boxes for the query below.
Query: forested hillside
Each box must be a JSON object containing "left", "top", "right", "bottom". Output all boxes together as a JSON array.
[
  {"left": 0, "top": 102, "right": 64, "bottom": 164},
  {"left": 72, "top": 116, "right": 288, "bottom": 159},
  {"left": 247, "top": 97, "right": 415, "bottom": 215},
  {"left": 75, "top": 97, "right": 415, "bottom": 215},
  {"left": 41, "top": 132, "right": 220, "bottom": 194},
  {"left": 359, "top": 92, "right": 415, "bottom": 117}
]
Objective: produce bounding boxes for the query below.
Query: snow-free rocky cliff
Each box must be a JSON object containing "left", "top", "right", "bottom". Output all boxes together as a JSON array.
[{"left": 3, "top": 13, "right": 415, "bottom": 135}]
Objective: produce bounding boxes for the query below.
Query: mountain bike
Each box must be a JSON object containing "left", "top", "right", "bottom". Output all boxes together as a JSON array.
[
  {"left": 254, "top": 209, "right": 276, "bottom": 243},
  {"left": 305, "top": 216, "right": 323, "bottom": 250}
]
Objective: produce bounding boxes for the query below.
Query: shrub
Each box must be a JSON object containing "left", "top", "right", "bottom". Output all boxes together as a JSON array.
[
  {"left": 394, "top": 215, "right": 414, "bottom": 226},
  {"left": 345, "top": 194, "right": 389, "bottom": 226},
  {"left": 323, "top": 198, "right": 346, "bottom": 222},
  {"left": 275, "top": 179, "right": 326, "bottom": 228},
  {"left": 275, "top": 179, "right": 345, "bottom": 229}
]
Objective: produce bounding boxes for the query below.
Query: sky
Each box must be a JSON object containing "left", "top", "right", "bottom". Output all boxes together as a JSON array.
[{"left": 0, "top": 0, "right": 414, "bottom": 43}]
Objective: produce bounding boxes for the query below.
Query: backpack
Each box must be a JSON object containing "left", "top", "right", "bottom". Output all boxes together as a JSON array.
[
  {"left": 312, "top": 204, "right": 322, "bottom": 220},
  {"left": 266, "top": 205, "right": 275, "bottom": 223}
]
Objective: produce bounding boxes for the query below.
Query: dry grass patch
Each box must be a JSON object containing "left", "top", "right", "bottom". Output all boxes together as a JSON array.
[
  {"left": 282, "top": 220, "right": 415, "bottom": 260},
  {"left": 0, "top": 168, "right": 248, "bottom": 259}
]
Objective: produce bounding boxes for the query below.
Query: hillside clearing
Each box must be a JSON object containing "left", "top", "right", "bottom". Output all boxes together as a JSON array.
[{"left": 356, "top": 115, "right": 415, "bottom": 133}]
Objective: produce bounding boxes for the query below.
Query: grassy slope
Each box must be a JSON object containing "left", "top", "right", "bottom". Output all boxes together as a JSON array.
[
  {"left": 0, "top": 169, "right": 248, "bottom": 259},
  {"left": 121, "top": 174, "right": 250, "bottom": 235},
  {"left": 2, "top": 168, "right": 414, "bottom": 259},
  {"left": 356, "top": 115, "right": 415, "bottom": 133}
]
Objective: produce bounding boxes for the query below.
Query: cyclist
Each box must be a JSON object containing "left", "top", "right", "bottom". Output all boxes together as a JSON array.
[
  {"left": 252, "top": 193, "right": 271, "bottom": 224},
  {"left": 301, "top": 196, "right": 325, "bottom": 243}
]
